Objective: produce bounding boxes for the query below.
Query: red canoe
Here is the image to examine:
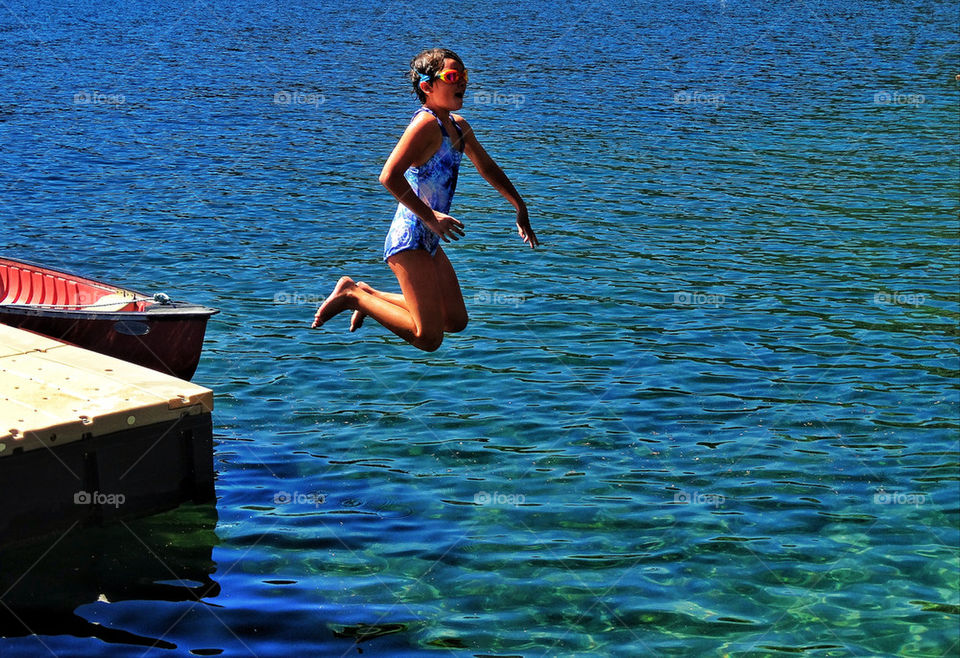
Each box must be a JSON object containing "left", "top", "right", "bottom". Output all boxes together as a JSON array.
[{"left": 0, "top": 257, "right": 218, "bottom": 381}]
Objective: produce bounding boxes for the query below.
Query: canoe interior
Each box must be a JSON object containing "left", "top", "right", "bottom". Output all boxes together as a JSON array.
[{"left": 0, "top": 258, "right": 146, "bottom": 311}]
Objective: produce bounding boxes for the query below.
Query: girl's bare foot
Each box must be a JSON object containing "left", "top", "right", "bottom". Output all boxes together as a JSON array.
[
  {"left": 349, "top": 282, "right": 376, "bottom": 331},
  {"left": 349, "top": 310, "right": 364, "bottom": 331},
  {"left": 312, "top": 276, "right": 356, "bottom": 328}
]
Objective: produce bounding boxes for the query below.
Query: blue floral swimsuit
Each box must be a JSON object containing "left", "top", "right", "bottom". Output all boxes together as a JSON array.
[{"left": 383, "top": 106, "right": 464, "bottom": 261}]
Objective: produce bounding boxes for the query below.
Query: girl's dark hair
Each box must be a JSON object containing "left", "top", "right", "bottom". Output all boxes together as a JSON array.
[{"left": 409, "top": 48, "right": 464, "bottom": 103}]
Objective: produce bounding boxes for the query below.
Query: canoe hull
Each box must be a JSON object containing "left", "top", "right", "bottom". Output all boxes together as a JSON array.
[
  {"left": 0, "top": 306, "right": 214, "bottom": 381},
  {"left": 0, "top": 258, "right": 218, "bottom": 381}
]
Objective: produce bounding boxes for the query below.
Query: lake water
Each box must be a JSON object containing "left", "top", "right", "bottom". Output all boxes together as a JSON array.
[{"left": 1, "top": 0, "right": 958, "bottom": 655}]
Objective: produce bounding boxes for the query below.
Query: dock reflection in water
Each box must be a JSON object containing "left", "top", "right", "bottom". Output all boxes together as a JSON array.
[{"left": 0, "top": 504, "right": 219, "bottom": 651}]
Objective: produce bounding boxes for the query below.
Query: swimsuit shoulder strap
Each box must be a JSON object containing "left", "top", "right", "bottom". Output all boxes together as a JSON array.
[
  {"left": 450, "top": 115, "right": 465, "bottom": 152},
  {"left": 413, "top": 106, "right": 449, "bottom": 139}
]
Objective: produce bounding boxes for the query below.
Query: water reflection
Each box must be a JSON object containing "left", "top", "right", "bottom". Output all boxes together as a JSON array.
[{"left": 0, "top": 504, "right": 218, "bottom": 650}]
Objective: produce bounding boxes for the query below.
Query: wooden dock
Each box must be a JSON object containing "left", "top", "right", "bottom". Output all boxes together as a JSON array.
[{"left": 0, "top": 324, "right": 215, "bottom": 546}]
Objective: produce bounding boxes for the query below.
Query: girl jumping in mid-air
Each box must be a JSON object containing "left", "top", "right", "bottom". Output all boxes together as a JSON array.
[{"left": 311, "top": 47, "right": 538, "bottom": 351}]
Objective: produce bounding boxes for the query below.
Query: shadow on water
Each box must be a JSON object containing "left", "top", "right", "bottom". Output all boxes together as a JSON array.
[{"left": 0, "top": 503, "right": 219, "bottom": 650}]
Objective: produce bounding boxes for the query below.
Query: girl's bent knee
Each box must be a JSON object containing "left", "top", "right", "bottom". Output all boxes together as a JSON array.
[
  {"left": 413, "top": 328, "right": 444, "bottom": 352},
  {"left": 445, "top": 315, "right": 468, "bottom": 333},
  {"left": 416, "top": 335, "right": 444, "bottom": 352}
]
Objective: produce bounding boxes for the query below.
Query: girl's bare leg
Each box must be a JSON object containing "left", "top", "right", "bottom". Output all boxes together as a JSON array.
[
  {"left": 351, "top": 247, "right": 467, "bottom": 333},
  {"left": 432, "top": 247, "right": 468, "bottom": 333},
  {"left": 349, "top": 282, "right": 407, "bottom": 331},
  {"left": 312, "top": 251, "right": 447, "bottom": 351}
]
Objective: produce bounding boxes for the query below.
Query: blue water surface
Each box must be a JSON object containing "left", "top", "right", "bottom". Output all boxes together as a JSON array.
[{"left": 1, "top": 0, "right": 958, "bottom": 656}]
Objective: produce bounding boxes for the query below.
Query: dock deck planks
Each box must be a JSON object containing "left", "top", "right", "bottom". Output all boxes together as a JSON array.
[{"left": 0, "top": 324, "right": 215, "bottom": 545}]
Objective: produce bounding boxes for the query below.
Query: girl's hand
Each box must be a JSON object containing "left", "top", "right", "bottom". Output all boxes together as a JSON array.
[
  {"left": 516, "top": 207, "right": 539, "bottom": 248},
  {"left": 431, "top": 212, "right": 465, "bottom": 243}
]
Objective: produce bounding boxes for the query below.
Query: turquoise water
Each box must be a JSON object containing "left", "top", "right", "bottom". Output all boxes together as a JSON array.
[{"left": 1, "top": 0, "right": 958, "bottom": 655}]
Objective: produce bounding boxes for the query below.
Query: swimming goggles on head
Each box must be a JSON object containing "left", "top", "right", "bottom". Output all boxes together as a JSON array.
[{"left": 419, "top": 68, "right": 468, "bottom": 85}]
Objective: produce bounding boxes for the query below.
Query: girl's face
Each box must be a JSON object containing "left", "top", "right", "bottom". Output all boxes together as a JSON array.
[{"left": 423, "top": 57, "right": 467, "bottom": 111}]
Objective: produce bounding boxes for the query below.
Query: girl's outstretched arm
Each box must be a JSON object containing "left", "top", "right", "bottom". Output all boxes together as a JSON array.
[{"left": 456, "top": 115, "right": 539, "bottom": 249}]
